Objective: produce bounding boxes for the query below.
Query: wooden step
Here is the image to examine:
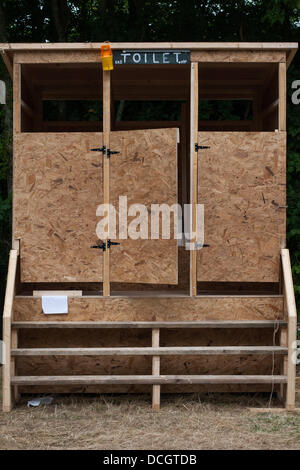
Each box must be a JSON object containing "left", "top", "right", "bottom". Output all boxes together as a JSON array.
[
  {"left": 11, "top": 346, "right": 288, "bottom": 356},
  {"left": 11, "top": 375, "right": 288, "bottom": 386},
  {"left": 11, "top": 320, "right": 287, "bottom": 329}
]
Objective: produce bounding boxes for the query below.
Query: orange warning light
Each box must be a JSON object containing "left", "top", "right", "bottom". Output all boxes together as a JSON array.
[{"left": 101, "top": 44, "right": 114, "bottom": 71}]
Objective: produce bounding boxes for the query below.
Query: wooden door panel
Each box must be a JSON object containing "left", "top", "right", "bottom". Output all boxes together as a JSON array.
[
  {"left": 14, "top": 133, "right": 103, "bottom": 282},
  {"left": 197, "top": 132, "right": 286, "bottom": 282},
  {"left": 110, "top": 128, "right": 178, "bottom": 284}
]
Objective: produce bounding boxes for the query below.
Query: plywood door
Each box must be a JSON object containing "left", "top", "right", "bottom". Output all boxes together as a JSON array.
[
  {"left": 109, "top": 128, "right": 178, "bottom": 284},
  {"left": 197, "top": 132, "right": 286, "bottom": 282},
  {"left": 14, "top": 133, "right": 104, "bottom": 282}
]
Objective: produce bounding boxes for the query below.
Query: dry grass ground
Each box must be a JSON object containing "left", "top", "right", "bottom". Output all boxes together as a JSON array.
[{"left": 1, "top": 382, "right": 300, "bottom": 450}]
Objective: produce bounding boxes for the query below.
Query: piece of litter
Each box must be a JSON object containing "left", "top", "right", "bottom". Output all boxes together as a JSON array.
[{"left": 27, "top": 396, "right": 53, "bottom": 407}]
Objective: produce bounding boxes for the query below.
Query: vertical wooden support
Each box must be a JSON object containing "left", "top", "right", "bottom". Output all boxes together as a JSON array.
[
  {"left": 11, "top": 329, "right": 19, "bottom": 402},
  {"left": 279, "top": 62, "right": 286, "bottom": 132},
  {"left": 2, "top": 250, "right": 18, "bottom": 412},
  {"left": 278, "top": 327, "right": 288, "bottom": 403},
  {"left": 152, "top": 328, "right": 160, "bottom": 411},
  {"left": 13, "top": 63, "right": 21, "bottom": 134},
  {"left": 181, "top": 103, "right": 188, "bottom": 207},
  {"left": 12, "top": 63, "right": 21, "bottom": 249},
  {"left": 103, "top": 70, "right": 111, "bottom": 296},
  {"left": 281, "top": 249, "right": 297, "bottom": 410},
  {"left": 190, "top": 63, "right": 198, "bottom": 296}
]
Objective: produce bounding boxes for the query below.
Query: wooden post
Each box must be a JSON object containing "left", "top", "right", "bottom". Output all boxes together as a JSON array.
[
  {"left": 181, "top": 103, "right": 187, "bottom": 208},
  {"left": 279, "top": 62, "right": 286, "bottom": 131},
  {"left": 278, "top": 327, "right": 287, "bottom": 404},
  {"left": 11, "top": 329, "right": 20, "bottom": 402},
  {"left": 190, "top": 62, "right": 198, "bottom": 296},
  {"left": 2, "top": 249, "right": 18, "bottom": 412},
  {"left": 103, "top": 70, "right": 111, "bottom": 296},
  {"left": 13, "top": 63, "right": 21, "bottom": 134},
  {"left": 152, "top": 328, "right": 160, "bottom": 411},
  {"left": 281, "top": 249, "right": 297, "bottom": 410}
]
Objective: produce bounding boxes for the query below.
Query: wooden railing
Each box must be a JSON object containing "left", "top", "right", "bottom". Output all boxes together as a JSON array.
[
  {"left": 281, "top": 249, "right": 298, "bottom": 410},
  {"left": 2, "top": 249, "right": 18, "bottom": 412}
]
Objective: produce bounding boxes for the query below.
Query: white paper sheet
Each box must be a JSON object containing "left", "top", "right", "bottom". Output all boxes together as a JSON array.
[{"left": 42, "top": 296, "right": 68, "bottom": 314}]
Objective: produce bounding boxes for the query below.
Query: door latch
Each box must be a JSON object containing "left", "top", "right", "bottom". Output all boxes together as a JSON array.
[{"left": 195, "top": 144, "right": 210, "bottom": 152}]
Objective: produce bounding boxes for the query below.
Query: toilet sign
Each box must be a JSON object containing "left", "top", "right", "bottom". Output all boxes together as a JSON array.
[{"left": 114, "top": 50, "right": 190, "bottom": 65}]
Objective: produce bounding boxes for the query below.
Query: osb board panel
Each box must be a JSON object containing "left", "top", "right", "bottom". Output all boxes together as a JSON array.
[
  {"left": 13, "top": 296, "right": 284, "bottom": 322},
  {"left": 197, "top": 132, "right": 286, "bottom": 282},
  {"left": 191, "top": 51, "right": 286, "bottom": 62},
  {"left": 14, "top": 133, "right": 104, "bottom": 282},
  {"left": 109, "top": 129, "right": 178, "bottom": 284},
  {"left": 14, "top": 51, "right": 101, "bottom": 63},
  {"left": 17, "top": 328, "right": 281, "bottom": 394}
]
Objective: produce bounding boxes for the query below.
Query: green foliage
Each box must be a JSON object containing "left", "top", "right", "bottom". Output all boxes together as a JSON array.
[{"left": 0, "top": 0, "right": 299, "bottom": 310}]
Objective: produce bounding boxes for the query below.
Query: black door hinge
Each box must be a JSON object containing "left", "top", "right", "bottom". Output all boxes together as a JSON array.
[
  {"left": 195, "top": 144, "right": 210, "bottom": 152},
  {"left": 90, "top": 146, "right": 120, "bottom": 158},
  {"left": 91, "top": 239, "right": 120, "bottom": 251},
  {"left": 90, "top": 146, "right": 106, "bottom": 153},
  {"left": 90, "top": 241, "right": 106, "bottom": 251},
  {"left": 107, "top": 239, "right": 120, "bottom": 248},
  {"left": 106, "top": 149, "right": 120, "bottom": 158}
]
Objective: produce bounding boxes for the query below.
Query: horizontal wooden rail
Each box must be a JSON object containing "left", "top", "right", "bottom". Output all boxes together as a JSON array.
[
  {"left": 11, "top": 320, "right": 287, "bottom": 329},
  {"left": 11, "top": 375, "right": 287, "bottom": 386},
  {"left": 11, "top": 346, "right": 288, "bottom": 356}
]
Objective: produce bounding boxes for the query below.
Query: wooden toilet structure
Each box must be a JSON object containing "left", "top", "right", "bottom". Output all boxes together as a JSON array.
[{"left": 0, "top": 41, "right": 298, "bottom": 412}]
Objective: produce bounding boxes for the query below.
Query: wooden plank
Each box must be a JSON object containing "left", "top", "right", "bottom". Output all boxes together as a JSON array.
[
  {"left": 13, "top": 63, "right": 21, "bottom": 134},
  {"left": 109, "top": 129, "right": 178, "bottom": 284},
  {"left": 2, "top": 42, "right": 297, "bottom": 51},
  {"left": 12, "top": 320, "right": 288, "bottom": 329},
  {"left": 152, "top": 328, "right": 160, "bottom": 411},
  {"left": 14, "top": 133, "right": 104, "bottom": 282},
  {"left": 2, "top": 250, "right": 18, "bottom": 412},
  {"left": 279, "top": 63, "right": 286, "bottom": 131},
  {"left": 13, "top": 296, "right": 284, "bottom": 322},
  {"left": 103, "top": 70, "right": 110, "bottom": 296},
  {"left": 33, "top": 291, "right": 82, "bottom": 297},
  {"left": 190, "top": 62, "right": 198, "bottom": 296},
  {"left": 281, "top": 249, "right": 297, "bottom": 411},
  {"left": 11, "top": 346, "right": 288, "bottom": 356},
  {"left": 197, "top": 132, "right": 286, "bottom": 282},
  {"left": 191, "top": 51, "right": 286, "bottom": 63},
  {"left": 11, "top": 375, "right": 287, "bottom": 386},
  {"left": 249, "top": 407, "right": 300, "bottom": 414}
]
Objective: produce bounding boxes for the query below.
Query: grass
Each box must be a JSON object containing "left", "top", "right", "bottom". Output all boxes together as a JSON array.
[{"left": 1, "top": 390, "right": 300, "bottom": 450}]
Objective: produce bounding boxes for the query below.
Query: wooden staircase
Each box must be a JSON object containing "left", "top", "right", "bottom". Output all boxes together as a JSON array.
[{"left": 2, "top": 250, "right": 298, "bottom": 412}]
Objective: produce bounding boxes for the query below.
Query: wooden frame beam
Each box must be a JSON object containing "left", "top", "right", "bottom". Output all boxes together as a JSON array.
[
  {"left": 190, "top": 62, "right": 198, "bottom": 296},
  {"left": 2, "top": 249, "right": 18, "bottom": 412},
  {"left": 1, "top": 42, "right": 297, "bottom": 51},
  {"left": 152, "top": 328, "right": 160, "bottom": 411},
  {"left": 281, "top": 249, "right": 297, "bottom": 411},
  {"left": 103, "top": 70, "right": 111, "bottom": 296},
  {"left": 279, "top": 62, "right": 286, "bottom": 131}
]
